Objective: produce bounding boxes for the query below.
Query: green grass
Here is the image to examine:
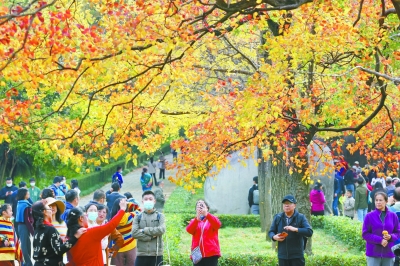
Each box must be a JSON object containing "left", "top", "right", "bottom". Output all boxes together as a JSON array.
[{"left": 177, "top": 228, "right": 362, "bottom": 257}]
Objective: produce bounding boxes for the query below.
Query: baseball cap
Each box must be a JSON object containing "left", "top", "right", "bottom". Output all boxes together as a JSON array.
[
  {"left": 355, "top": 161, "right": 359, "bottom": 164},
  {"left": 282, "top": 195, "right": 297, "bottom": 204}
]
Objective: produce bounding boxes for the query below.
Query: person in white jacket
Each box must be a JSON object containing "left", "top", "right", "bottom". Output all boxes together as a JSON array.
[
  {"left": 147, "top": 157, "right": 158, "bottom": 186},
  {"left": 371, "top": 174, "right": 386, "bottom": 189}
]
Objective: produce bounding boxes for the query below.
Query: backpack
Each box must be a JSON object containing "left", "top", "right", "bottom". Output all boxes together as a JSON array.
[
  {"left": 253, "top": 188, "right": 259, "bottom": 204},
  {"left": 274, "top": 212, "right": 308, "bottom": 250}
]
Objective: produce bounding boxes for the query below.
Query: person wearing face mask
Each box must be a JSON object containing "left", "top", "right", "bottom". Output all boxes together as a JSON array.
[
  {"left": 67, "top": 199, "right": 128, "bottom": 266},
  {"left": 0, "top": 177, "right": 18, "bottom": 204},
  {"left": 50, "top": 176, "right": 65, "bottom": 198},
  {"left": 186, "top": 200, "right": 222, "bottom": 266},
  {"left": 89, "top": 204, "right": 124, "bottom": 266},
  {"left": 110, "top": 198, "right": 141, "bottom": 266},
  {"left": 132, "top": 191, "right": 166, "bottom": 266},
  {"left": 32, "top": 200, "right": 86, "bottom": 266},
  {"left": 28, "top": 178, "right": 41, "bottom": 203}
]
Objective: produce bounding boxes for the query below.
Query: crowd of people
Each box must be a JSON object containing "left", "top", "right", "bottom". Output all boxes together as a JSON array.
[{"left": 0, "top": 163, "right": 224, "bottom": 266}]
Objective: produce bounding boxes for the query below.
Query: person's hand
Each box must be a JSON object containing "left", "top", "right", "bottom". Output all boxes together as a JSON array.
[
  {"left": 110, "top": 188, "right": 113, "bottom": 192},
  {"left": 334, "top": 193, "right": 337, "bottom": 197},
  {"left": 273, "top": 234, "right": 285, "bottom": 242},
  {"left": 283, "top": 226, "right": 298, "bottom": 232},
  {"left": 381, "top": 239, "right": 388, "bottom": 247},
  {"left": 383, "top": 234, "right": 392, "bottom": 241},
  {"left": 119, "top": 198, "right": 127, "bottom": 210},
  {"left": 6, "top": 191, "right": 11, "bottom": 196},
  {"left": 201, "top": 207, "right": 208, "bottom": 217},
  {"left": 4, "top": 240, "right": 9, "bottom": 247},
  {"left": 74, "top": 228, "right": 87, "bottom": 239}
]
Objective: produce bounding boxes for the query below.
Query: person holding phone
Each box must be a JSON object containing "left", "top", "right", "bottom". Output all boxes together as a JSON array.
[
  {"left": 268, "top": 195, "right": 313, "bottom": 266},
  {"left": 186, "top": 200, "right": 221, "bottom": 266}
]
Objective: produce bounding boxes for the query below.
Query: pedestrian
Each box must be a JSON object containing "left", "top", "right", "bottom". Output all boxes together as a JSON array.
[
  {"left": 28, "top": 178, "right": 41, "bottom": 203},
  {"left": 268, "top": 195, "right": 313, "bottom": 266},
  {"left": 110, "top": 199, "right": 141, "bottom": 266},
  {"left": 389, "top": 188, "right": 400, "bottom": 212},
  {"left": 387, "top": 177, "right": 395, "bottom": 195},
  {"left": 355, "top": 177, "right": 368, "bottom": 222},
  {"left": 112, "top": 166, "right": 124, "bottom": 188},
  {"left": 370, "top": 182, "right": 386, "bottom": 211},
  {"left": 344, "top": 167, "right": 356, "bottom": 194},
  {"left": 46, "top": 197, "right": 67, "bottom": 242},
  {"left": 84, "top": 189, "right": 106, "bottom": 210},
  {"left": 0, "top": 177, "right": 18, "bottom": 204},
  {"left": 158, "top": 155, "right": 166, "bottom": 180},
  {"left": 66, "top": 199, "right": 127, "bottom": 265},
  {"left": 32, "top": 200, "right": 86, "bottom": 266},
  {"left": 148, "top": 157, "right": 158, "bottom": 186},
  {"left": 106, "top": 182, "right": 125, "bottom": 219},
  {"left": 171, "top": 149, "right": 178, "bottom": 162},
  {"left": 154, "top": 181, "right": 166, "bottom": 213},
  {"left": 50, "top": 176, "right": 65, "bottom": 198},
  {"left": 343, "top": 190, "right": 355, "bottom": 219},
  {"left": 0, "top": 204, "right": 20, "bottom": 265},
  {"left": 362, "top": 191, "right": 400, "bottom": 266},
  {"left": 61, "top": 189, "right": 80, "bottom": 224},
  {"left": 60, "top": 176, "right": 68, "bottom": 195},
  {"left": 40, "top": 188, "right": 55, "bottom": 199},
  {"left": 132, "top": 191, "right": 166, "bottom": 266},
  {"left": 15, "top": 188, "right": 34, "bottom": 266},
  {"left": 140, "top": 168, "right": 153, "bottom": 192},
  {"left": 12, "top": 182, "right": 30, "bottom": 217},
  {"left": 371, "top": 173, "right": 387, "bottom": 189},
  {"left": 309, "top": 182, "right": 325, "bottom": 216},
  {"left": 333, "top": 173, "right": 345, "bottom": 216},
  {"left": 86, "top": 203, "right": 124, "bottom": 265},
  {"left": 70, "top": 179, "right": 81, "bottom": 196},
  {"left": 248, "top": 176, "right": 259, "bottom": 215},
  {"left": 186, "top": 199, "right": 221, "bottom": 266}
]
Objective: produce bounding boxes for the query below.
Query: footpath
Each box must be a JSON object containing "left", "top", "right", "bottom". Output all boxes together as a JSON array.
[{"left": 80, "top": 154, "right": 178, "bottom": 207}]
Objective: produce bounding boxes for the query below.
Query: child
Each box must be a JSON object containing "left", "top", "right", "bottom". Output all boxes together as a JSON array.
[
  {"left": 344, "top": 190, "right": 355, "bottom": 219},
  {"left": 0, "top": 204, "right": 19, "bottom": 265}
]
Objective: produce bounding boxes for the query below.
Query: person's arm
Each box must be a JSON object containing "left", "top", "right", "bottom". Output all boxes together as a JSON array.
[
  {"left": 354, "top": 190, "right": 359, "bottom": 209},
  {"left": 248, "top": 187, "right": 253, "bottom": 207},
  {"left": 89, "top": 210, "right": 125, "bottom": 241},
  {"left": 143, "top": 213, "right": 165, "bottom": 236},
  {"left": 186, "top": 218, "right": 199, "bottom": 235},
  {"left": 110, "top": 228, "right": 124, "bottom": 249},
  {"left": 348, "top": 198, "right": 355, "bottom": 211},
  {"left": 49, "top": 226, "right": 78, "bottom": 255},
  {"left": 321, "top": 191, "right": 326, "bottom": 204},
  {"left": 24, "top": 207, "right": 34, "bottom": 236},
  {"left": 297, "top": 215, "right": 313, "bottom": 237},
  {"left": 204, "top": 213, "right": 221, "bottom": 230},
  {"left": 131, "top": 215, "right": 152, "bottom": 241},
  {"left": 0, "top": 188, "right": 6, "bottom": 200},
  {"left": 390, "top": 214, "right": 400, "bottom": 242},
  {"left": 119, "top": 174, "right": 124, "bottom": 185},
  {"left": 362, "top": 215, "right": 383, "bottom": 244},
  {"left": 268, "top": 215, "right": 279, "bottom": 240}
]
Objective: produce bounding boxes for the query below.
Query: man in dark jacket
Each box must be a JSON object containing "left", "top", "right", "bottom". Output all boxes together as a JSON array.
[
  {"left": 268, "top": 195, "right": 313, "bottom": 266},
  {"left": 248, "top": 176, "right": 259, "bottom": 214},
  {"left": 61, "top": 189, "right": 79, "bottom": 224},
  {"left": 106, "top": 182, "right": 125, "bottom": 219},
  {"left": 0, "top": 177, "right": 18, "bottom": 204},
  {"left": 344, "top": 167, "right": 356, "bottom": 195},
  {"left": 84, "top": 189, "right": 106, "bottom": 210}
]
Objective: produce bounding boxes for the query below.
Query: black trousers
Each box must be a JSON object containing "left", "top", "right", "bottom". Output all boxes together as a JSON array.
[
  {"left": 279, "top": 258, "right": 305, "bottom": 266},
  {"left": 159, "top": 169, "right": 165, "bottom": 179},
  {"left": 135, "top": 256, "right": 163, "bottom": 266},
  {"left": 194, "top": 256, "right": 219, "bottom": 266},
  {"left": 311, "top": 211, "right": 324, "bottom": 216},
  {"left": 151, "top": 173, "right": 158, "bottom": 185}
]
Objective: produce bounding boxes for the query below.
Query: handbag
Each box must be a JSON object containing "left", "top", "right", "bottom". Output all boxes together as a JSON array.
[{"left": 191, "top": 221, "right": 207, "bottom": 264}]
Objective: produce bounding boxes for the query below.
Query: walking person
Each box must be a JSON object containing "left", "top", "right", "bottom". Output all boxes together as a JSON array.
[
  {"left": 309, "top": 182, "right": 325, "bottom": 216},
  {"left": 158, "top": 155, "right": 166, "bottom": 180},
  {"left": 362, "top": 191, "right": 400, "bottom": 266},
  {"left": 333, "top": 173, "right": 345, "bottom": 216},
  {"left": 355, "top": 177, "right": 368, "bottom": 222},
  {"left": 268, "top": 195, "right": 313, "bottom": 266},
  {"left": 132, "top": 191, "right": 166, "bottom": 266},
  {"left": 248, "top": 176, "right": 259, "bottom": 215},
  {"left": 66, "top": 199, "right": 128, "bottom": 265},
  {"left": 112, "top": 166, "right": 124, "bottom": 188},
  {"left": 148, "top": 157, "right": 158, "bottom": 186},
  {"left": 154, "top": 182, "right": 166, "bottom": 213},
  {"left": 15, "top": 188, "right": 34, "bottom": 266},
  {"left": 0, "top": 204, "right": 20, "bottom": 265},
  {"left": 31, "top": 200, "right": 86, "bottom": 266},
  {"left": 186, "top": 200, "right": 221, "bottom": 266},
  {"left": 140, "top": 168, "right": 153, "bottom": 192},
  {"left": 0, "top": 178, "right": 18, "bottom": 204},
  {"left": 344, "top": 167, "right": 356, "bottom": 194}
]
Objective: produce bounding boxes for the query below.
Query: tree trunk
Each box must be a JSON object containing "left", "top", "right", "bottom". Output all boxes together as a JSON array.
[{"left": 258, "top": 147, "right": 272, "bottom": 235}]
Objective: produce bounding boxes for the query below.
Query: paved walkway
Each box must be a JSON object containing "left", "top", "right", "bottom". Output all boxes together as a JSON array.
[{"left": 80, "top": 154, "right": 178, "bottom": 208}]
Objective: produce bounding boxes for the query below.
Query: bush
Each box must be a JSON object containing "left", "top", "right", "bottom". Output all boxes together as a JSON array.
[{"left": 312, "top": 215, "right": 364, "bottom": 252}]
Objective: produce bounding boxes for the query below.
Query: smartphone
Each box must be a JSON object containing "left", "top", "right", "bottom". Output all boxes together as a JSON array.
[{"left": 278, "top": 232, "right": 288, "bottom": 238}]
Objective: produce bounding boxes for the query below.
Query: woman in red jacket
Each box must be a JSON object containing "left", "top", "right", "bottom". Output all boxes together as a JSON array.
[
  {"left": 186, "top": 200, "right": 221, "bottom": 266},
  {"left": 66, "top": 199, "right": 127, "bottom": 266}
]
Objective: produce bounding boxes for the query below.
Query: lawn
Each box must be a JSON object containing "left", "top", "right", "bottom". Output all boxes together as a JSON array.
[{"left": 177, "top": 227, "right": 363, "bottom": 257}]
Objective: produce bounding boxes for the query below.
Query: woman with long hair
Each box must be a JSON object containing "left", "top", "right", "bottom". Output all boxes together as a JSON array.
[
  {"left": 110, "top": 198, "right": 141, "bottom": 266},
  {"left": 32, "top": 201, "right": 85, "bottom": 266},
  {"left": 186, "top": 199, "right": 221, "bottom": 266},
  {"left": 309, "top": 182, "right": 326, "bottom": 216},
  {"left": 67, "top": 199, "right": 127, "bottom": 265},
  {"left": 0, "top": 204, "right": 20, "bottom": 265},
  {"left": 148, "top": 157, "right": 158, "bottom": 186},
  {"left": 15, "top": 188, "right": 34, "bottom": 266},
  {"left": 140, "top": 168, "right": 153, "bottom": 192}
]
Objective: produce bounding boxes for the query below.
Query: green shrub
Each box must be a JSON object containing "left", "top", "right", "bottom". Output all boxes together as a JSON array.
[{"left": 312, "top": 215, "right": 364, "bottom": 252}]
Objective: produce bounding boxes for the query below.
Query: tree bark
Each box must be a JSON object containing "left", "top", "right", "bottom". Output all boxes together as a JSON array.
[{"left": 258, "top": 147, "right": 272, "bottom": 235}]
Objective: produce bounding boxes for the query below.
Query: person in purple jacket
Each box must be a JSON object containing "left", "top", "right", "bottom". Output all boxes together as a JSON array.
[
  {"left": 362, "top": 191, "right": 400, "bottom": 266},
  {"left": 309, "top": 182, "right": 326, "bottom": 216}
]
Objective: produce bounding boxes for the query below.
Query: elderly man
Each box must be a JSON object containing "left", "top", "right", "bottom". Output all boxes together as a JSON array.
[{"left": 268, "top": 195, "right": 313, "bottom": 266}]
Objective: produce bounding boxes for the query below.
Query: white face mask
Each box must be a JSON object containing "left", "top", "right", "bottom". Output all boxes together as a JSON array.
[
  {"left": 30, "top": 182, "right": 35, "bottom": 187},
  {"left": 60, "top": 181, "right": 64, "bottom": 185},
  {"left": 6, "top": 183, "right": 12, "bottom": 187}
]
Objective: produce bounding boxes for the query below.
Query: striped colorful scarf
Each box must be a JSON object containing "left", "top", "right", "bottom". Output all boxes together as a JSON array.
[{"left": 0, "top": 219, "right": 17, "bottom": 261}]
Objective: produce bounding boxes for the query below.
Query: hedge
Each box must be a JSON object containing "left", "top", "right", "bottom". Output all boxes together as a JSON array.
[{"left": 312, "top": 215, "right": 364, "bottom": 252}]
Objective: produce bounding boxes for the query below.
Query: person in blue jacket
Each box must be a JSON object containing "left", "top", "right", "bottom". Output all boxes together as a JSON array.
[
  {"left": 112, "top": 166, "right": 124, "bottom": 188},
  {"left": 0, "top": 177, "right": 18, "bottom": 204},
  {"left": 61, "top": 189, "right": 79, "bottom": 224}
]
